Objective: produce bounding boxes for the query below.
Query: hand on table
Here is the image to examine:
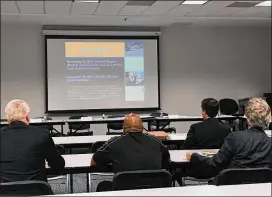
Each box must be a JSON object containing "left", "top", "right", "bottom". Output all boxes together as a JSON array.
[{"left": 186, "top": 152, "right": 192, "bottom": 161}]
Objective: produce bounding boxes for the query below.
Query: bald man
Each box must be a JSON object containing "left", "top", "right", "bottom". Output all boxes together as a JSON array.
[
  {"left": 1, "top": 99, "right": 65, "bottom": 183},
  {"left": 90, "top": 114, "right": 170, "bottom": 173}
]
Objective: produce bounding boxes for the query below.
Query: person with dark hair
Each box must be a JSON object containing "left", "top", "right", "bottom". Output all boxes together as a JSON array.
[
  {"left": 201, "top": 98, "right": 219, "bottom": 118},
  {"left": 180, "top": 98, "right": 231, "bottom": 150}
]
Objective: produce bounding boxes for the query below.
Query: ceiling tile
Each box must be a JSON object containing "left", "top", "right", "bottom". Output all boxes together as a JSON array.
[
  {"left": 207, "top": 7, "right": 246, "bottom": 17},
  {"left": 165, "top": 4, "right": 202, "bottom": 16},
  {"left": 16, "top": 1, "right": 44, "bottom": 14},
  {"left": 232, "top": 6, "right": 268, "bottom": 17},
  {"left": 1, "top": 1, "right": 19, "bottom": 14},
  {"left": 142, "top": 1, "right": 182, "bottom": 16},
  {"left": 45, "top": 1, "right": 72, "bottom": 15},
  {"left": 118, "top": 5, "right": 149, "bottom": 16},
  {"left": 187, "top": 1, "right": 235, "bottom": 17},
  {"left": 95, "top": 1, "right": 127, "bottom": 15},
  {"left": 126, "top": 1, "right": 155, "bottom": 6},
  {"left": 227, "top": 1, "right": 259, "bottom": 7},
  {"left": 70, "top": 2, "right": 99, "bottom": 15},
  {"left": 259, "top": 10, "right": 271, "bottom": 18}
]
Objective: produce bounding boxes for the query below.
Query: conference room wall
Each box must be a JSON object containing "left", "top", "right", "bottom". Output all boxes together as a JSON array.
[
  {"left": 159, "top": 24, "right": 271, "bottom": 131},
  {"left": 1, "top": 23, "right": 271, "bottom": 134}
]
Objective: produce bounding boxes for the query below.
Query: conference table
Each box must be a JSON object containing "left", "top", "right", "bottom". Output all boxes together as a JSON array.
[
  {"left": 154, "top": 115, "right": 244, "bottom": 130},
  {"left": 65, "top": 115, "right": 245, "bottom": 133},
  {"left": 46, "top": 149, "right": 218, "bottom": 193},
  {"left": 49, "top": 183, "right": 271, "bottom": 196},
  {"left": 0, "top": 115, "right": 245, "bottom": 136},
  {"left": 52, "top": 133, "right": 187, "bottom": 150},
  {"left": 0, "top": 119, "right": 66, "bottom": 135}
]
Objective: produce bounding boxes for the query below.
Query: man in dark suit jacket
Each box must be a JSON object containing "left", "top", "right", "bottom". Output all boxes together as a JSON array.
[
  {"left": 186, "top": 98, "right": 272, "bottom": 179},
  {"left": 0, "top": 99, "right": 65, "bottom": 183},
  {"left": 180, "top": 98, "right": 231, "bottom": 150}
]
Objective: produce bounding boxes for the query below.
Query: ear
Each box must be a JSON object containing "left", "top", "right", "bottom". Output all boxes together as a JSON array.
[{"left": 26, "top": 112, "right": 31, "bottom": 122}]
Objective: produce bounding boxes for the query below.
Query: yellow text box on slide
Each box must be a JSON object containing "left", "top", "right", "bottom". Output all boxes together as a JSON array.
[{"left": 65, "top": 42, "right": 125, "bottom": 57}]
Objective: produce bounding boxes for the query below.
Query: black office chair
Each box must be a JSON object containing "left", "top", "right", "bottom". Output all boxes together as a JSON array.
[
  {"left": 212, "top": 167, "right": 272, "bottom": 186},
  {"left": 0, "top": 180, "right": 53, "bottom": 196},
  {"left": 112, "top": 169, "right": 172, "bottom": 191},
  {"left": 150, "top": 112, "right": 176, "bottom": 133},
  {"left": 219, "top": 98, "right": 239, "bottom": 115},
  {"left": 68, "top": 116, "right": 93, "bottom": 136},
  {"left": 33, "top": 116, "right": 56, "bottom": 135},
  {"left": 219, "top": 99, "right": 239, "bottom": 131},
  {"left": 47, "top": 145, "right": 66, "bottom": 181},
  {"left": 266, "top": 94, "right": 272, "bottom": 112},
  {"left": 107, "top": 115, "right": 124, "bottom": 135},
  {"left": 91, "top": 141, "right": 106, "bottom": 153}
]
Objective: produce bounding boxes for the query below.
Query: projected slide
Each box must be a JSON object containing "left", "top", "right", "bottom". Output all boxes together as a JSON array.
[{"left": 46, "top": 37, "right": 159, "bottom": 111}]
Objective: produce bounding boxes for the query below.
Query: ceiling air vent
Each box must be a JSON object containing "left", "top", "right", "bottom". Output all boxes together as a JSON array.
[{"left": 227, "top": 1, "right": 259, "bottom": 7}]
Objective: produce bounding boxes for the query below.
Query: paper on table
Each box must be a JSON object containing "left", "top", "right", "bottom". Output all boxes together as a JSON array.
[
  {"left": 168, "top": 115, "right": 179, "bottom": 119},
  {"left": 202, "top": 151, "right": 217, "bottom": 157},
  {"left": 30, "top": 118, "right": 44, "bottom": 123},
  {"left": 81, "top": 117, "right": 92, "bottom": 121}
]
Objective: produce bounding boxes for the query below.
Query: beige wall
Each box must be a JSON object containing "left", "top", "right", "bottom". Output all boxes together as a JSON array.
[{"left": 1, "top": 23, "right": 271, "bottom": 134}]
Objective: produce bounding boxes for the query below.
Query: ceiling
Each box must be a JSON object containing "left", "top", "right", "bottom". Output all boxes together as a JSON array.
[{"left": 1, "top": 1, "right": 271, "bottom": 26}]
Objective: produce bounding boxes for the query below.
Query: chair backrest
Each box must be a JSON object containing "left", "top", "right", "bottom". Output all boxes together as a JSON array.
[
  {"left": 68, "top": 116, "right": 90, "bottom": 131},
  {"left": 107, "top": 115, "right": 124, "bottom": 131},
  {"left": 266, "top": 94, "right": 272, "bottom": 113},
  {"left": 55, "top": 144, "right": 65, "bottom": 155},
  {"left": 214, "top": 167, "right": 272, "bottom": 186},
  {"left": 112, "top": 169, "right": 172, "bottom": 191},
  {"left": 219, "top": 98, "right": 239, "bottom": 115},
  {"left": 34, "top": 117, "right": 53, "bottom": 132},
  {"left": 150, "top": 112, "right": 170, "bottom": 128},
  {"left": 91, "top": 141, "right": 106, "bottom": 153},
  {"left": 0, "top": 180, "right": 53, "bottom": 196}
]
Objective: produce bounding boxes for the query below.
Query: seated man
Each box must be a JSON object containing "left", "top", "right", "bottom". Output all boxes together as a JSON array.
[
  {"left": 90, "top": 113, "right": 170, "bottom": 191},
  {"left": 0, "top": 99, "right": 65, "bottom": 182},
  {"left": 186, "top": 98, "right": 272, "bottom": 179},
  {"left": 180, "top": 98, "right": 231, "bottom": 150}
]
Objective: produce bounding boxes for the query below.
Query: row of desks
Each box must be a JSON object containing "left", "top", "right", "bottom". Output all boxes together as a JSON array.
[
  {"left": 0, "top": 115, "right": 245, "bottom": 136},
  {"left": 52, "top": 133, "right": 187, "bottom": 149},
  {"left": 52, "top": 130, "right": 271, "bottom": 149},
  {"left": 47, "top": 149, "right": 213, "bottom": 174},
  {"left": 49, "top": 183, "right": 271, "bottom": 196},
  {"left": 46, "top": 149, "right": 218, "bottom": 193}
]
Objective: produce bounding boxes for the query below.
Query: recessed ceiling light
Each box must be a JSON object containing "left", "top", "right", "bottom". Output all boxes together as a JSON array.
[
  {"left": 181, "top": 1, "right": 208, "bottom": 5},
  {"left": 255, "top": 1, "right": 271, "bottom": 7}
]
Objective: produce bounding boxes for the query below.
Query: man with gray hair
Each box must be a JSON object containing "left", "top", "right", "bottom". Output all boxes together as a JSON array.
[
  {"left": 186, "top": 98, "right": 272, "bottom": 178},
  {"left": 1, "top": 99, "right": 65, "bottom": 182}
]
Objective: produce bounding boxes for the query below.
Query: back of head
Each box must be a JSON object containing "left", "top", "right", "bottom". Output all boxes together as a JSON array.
[
  {"left": 5, "top": 99, "right": 30, "bottom": 124},
  {"left": 123, "top": 113, "right": 143, "bottom": 133},
  {"left": 245, "top": 98, "right": 271, "bottom": 129},
  {"left": 201, "top": 98, "right": 219, "bottom": 118}
]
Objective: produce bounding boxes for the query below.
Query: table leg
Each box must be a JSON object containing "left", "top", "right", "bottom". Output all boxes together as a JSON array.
[
  {"left": 61, "top": 125, "right": 64, "bottom": 136},
  {"left": 156, "top": 120, "right": 160, "bottom": 130},
  {"left": 66, "top": 174, "right": 70, "bottom": 194},
  {"left": 147, "top": 121, "right": 151, "bottom": 131},
  {"left": 70, "top": 174, "right": 73, "bottom": 193},
  {"left": 86, "top": 173, "right": 90, "bottom": 192}
]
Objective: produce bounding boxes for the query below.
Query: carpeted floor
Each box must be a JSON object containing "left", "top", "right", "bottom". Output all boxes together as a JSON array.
[
  {"left": 49, "top": 173, "right": 114, "bottom": 194},
  {"left": 48, "top": 174, "right": 207, "bottom": 194}
]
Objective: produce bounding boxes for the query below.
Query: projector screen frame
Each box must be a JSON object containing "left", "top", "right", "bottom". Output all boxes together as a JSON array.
[{"left": 45, "top": 35, "right": 161, "bottom": 113}]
